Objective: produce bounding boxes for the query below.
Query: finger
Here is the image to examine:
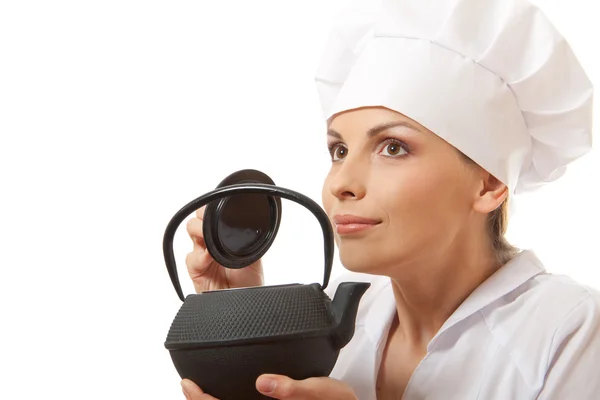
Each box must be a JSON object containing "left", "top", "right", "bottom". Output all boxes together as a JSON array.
[
  {"left": 195, "top": 206, "right": 206, "bottom": 221},
  {"left": 185, "top": 249, "right": 213, "bottom": 276},
  {"left": 181, "top": 379, "right": 219, "bottom": 400},
  {"left": 186, "top": 218, "right": 206, "bottom": 250}
]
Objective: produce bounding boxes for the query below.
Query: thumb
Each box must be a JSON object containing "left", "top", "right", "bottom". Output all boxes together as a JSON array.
[
  {"left": 255, "top": 374, "right": 302, "bottom": 399},
  {"left": 255, "top": 374, "right": 355, "bottom": 400}
]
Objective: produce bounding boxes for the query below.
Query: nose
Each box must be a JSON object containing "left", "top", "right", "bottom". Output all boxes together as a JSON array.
[{"left": 328, "top": 157, "right": 367, "bottom": 201}]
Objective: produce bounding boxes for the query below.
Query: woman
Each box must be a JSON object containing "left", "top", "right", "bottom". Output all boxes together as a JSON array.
[{"left": 181, "top": 0, "right": 598, "bottom": 398}]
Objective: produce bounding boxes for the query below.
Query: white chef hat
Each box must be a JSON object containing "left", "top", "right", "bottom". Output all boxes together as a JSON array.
[{"left": 314, "top": 0, "right": 593, "bottom": 202}]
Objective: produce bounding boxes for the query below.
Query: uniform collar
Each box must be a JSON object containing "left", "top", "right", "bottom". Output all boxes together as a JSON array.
[{"left": 430, "top": 249, "right": 546, "bottom": 350}]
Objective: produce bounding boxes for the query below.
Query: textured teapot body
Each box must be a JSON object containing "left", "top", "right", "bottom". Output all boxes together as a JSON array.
[{"left": 165, "top": 282, "right": 369, "bottom": 399}]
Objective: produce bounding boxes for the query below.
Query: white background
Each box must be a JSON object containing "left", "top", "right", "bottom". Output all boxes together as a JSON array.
[{"left": 0, "top": 0, "right": 598, "bottom": 399}]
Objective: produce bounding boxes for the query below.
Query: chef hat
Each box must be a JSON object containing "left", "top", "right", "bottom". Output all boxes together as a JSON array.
[{"left": 314, "top": 0, "right": 593, "bottom": 200}]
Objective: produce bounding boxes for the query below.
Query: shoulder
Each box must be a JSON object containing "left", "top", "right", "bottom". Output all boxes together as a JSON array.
[
  {"left": 518, "top": 271, "right": 600, "bottom": 334},
  {"left": 521, "top": 274, "right": 600, "bottom": 398},
  {"left": 483, "top": 250, "right": 600, "bottom": 336},
  {"left": 484, "top": 263, "right": 600, "bottom": 340},
  {"left": 530, "top": 273, "right": 600, "bottom": 352},
  {"left": 481, "top": 258, "right": 600, "bottom": 390}
]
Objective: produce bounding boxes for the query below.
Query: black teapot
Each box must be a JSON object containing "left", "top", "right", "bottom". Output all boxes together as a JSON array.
[{"left": 163, "top": 169, "right": 370, "bottom": 399}]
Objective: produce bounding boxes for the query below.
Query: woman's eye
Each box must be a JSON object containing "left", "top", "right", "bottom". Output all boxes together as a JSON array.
[
  {"left": 381, "top": 142, "right": 407, "bottom": 157},
  {"left": 331, "top": 144, "right": 348, "bottom": 161}
]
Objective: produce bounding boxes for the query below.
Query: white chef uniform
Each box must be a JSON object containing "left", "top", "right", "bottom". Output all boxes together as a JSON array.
[{"left": 324, "top": 250, "right": 600, "bottom": 399}]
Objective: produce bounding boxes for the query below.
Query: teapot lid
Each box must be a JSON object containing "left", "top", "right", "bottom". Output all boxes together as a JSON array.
[
  {"left": 203, "top": 169, "right": 282, "bottom": 269},
  {"left": 163, "top": 169, "right": 335, "bottom": 302}
]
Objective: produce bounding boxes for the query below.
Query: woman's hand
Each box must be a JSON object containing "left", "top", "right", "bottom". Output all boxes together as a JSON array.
[
  {"left": 180, "top": 374, "right": 358, "bottom": 400},
  {"left": 185, "top": 206, "right": 264, "bottom": 293}
]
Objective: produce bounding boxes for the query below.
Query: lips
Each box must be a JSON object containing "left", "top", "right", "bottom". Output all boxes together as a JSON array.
[
  {"left": 333, "top": 214, "right": 381, "bottom": 225},
  {"left": 332, "top": 214, "right": 381, "bottom": 235}
]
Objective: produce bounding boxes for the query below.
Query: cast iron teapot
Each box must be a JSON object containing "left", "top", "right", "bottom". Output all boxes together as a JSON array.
[{"left": 163, "top": 169, "right": 371, "bottom": 399}]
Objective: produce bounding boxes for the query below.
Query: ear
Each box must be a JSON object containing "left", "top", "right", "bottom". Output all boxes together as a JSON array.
[{"left": 473, "top": 171, "right": 508, "bottom": 214}]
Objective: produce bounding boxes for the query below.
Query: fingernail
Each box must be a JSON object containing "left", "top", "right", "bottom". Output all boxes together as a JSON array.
[
  {"left": 257, "top": 377, "right": 277, "bottom": 394},
  {"left": 181, "top": 381, "right": 192, "bottom": 399}
]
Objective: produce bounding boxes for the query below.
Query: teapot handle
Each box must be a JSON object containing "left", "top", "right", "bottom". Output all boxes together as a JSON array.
[{"left": 163, "top": 183, "right": 335, "bottom": 301}]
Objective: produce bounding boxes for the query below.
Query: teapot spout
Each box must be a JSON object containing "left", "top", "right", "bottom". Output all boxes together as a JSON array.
[{"left": 330, "top": 282, "right": 371, "bottom": 350}]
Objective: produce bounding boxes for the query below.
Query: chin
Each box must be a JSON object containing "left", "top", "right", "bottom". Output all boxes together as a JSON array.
[
  {"left": 337, "top": 242, "right": 410, "bottom": 277},
  {"left": 338, "top": 247, "right": 382, "bottom": 275}
]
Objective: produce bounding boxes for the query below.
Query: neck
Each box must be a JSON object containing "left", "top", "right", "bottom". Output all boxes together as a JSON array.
[{"left": 387, "top": 236, "right": 501, "bottom": 349}]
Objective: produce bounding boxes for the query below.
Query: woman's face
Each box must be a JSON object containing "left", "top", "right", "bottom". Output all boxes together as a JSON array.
[{"left": 321, "top": 107, "right": 488, "bottom": 276}]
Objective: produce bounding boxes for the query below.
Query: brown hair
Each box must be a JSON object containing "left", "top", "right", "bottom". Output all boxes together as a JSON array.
[{"left": 489, "top": 197, "right": 520, "bottom": 265}]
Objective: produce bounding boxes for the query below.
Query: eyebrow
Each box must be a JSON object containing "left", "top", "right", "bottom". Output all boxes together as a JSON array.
[{"left": 327, "top": 120, "right": 422, "bottom": 139}]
